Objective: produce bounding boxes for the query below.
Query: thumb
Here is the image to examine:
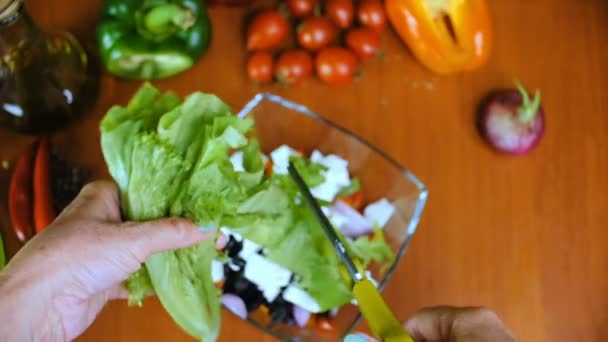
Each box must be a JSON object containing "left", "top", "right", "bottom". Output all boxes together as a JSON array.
[
  {"left": 404, "top": 306, "right": 516, "bottom": 342},
  {"left": 117, "top": 218, "right": 217, "bottom": 263}
]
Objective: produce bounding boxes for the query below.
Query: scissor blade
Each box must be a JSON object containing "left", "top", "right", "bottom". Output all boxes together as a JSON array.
[{"left": 287, "top": 162, "right": 361, "bottom": 282}]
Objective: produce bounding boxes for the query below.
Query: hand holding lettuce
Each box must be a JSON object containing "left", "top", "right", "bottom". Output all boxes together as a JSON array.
[{"left": 100, "top": 84, "right": 394, "bottom": 340}]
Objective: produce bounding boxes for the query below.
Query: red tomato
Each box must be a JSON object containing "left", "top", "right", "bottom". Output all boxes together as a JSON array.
[
  {"left": 338, "top": 190, "right": 365, "bottom": 211},
  {"left": 357, "top": 0, "right": 387, "bottom": 32},
  {"left": 275, "top": 49, "right": 313, "bottom": 85},
  {"left": 325, "top": 0, "right": 354, "bottom": 29},
  {"left": 247, "top": 11, "right": 289, "bottom": 51},
  {"left": 315, "top": 46, "right": 358, "bottom": 86},
  {"left": 345, "top": 28, "right": 381, "bottom": 61},
  {"left": 247, "top": 51, "right": 274, "bottom": 83},
  {"left": 287, "top": 0, "right": 316, "bottom": 18},
  {"left": 297, "top": 17, "right": 337, "bottom": 51},
  {"left": 315, "top": 316, "right": 335, "bottom": 331}
]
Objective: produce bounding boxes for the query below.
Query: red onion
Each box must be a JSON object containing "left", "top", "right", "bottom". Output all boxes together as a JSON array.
[
  {"left": 332, "top": 200, "right": 373, "bottom": 238},
  {"left": 293, "top": 305, "right": 311, "bottom": 328},
  {"left": 481, "top": 80, "right": 544, "bottom": 155},
  {"left": 221, "top": 294, "right": 248, "bottom": 320}
]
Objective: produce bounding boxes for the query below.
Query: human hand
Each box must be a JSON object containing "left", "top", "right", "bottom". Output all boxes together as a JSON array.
[
  {"left": 0, "top": 181, "right": 223, "bottom": 341},
  {"left": 344, "top": 306, "right": 516, "bottom": 342}
]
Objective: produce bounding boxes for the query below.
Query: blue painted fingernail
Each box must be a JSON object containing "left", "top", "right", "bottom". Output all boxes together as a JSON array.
[
  {"left": 198, "top": 225, "right": 215, "bottom": 232},
  {"left": 344, "top": 334, "right": 367, "bottom": 342}
]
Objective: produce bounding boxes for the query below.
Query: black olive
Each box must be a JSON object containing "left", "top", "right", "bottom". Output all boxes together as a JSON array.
[
  {"left": 225, "top": 236, "right": 243, "bottom": 258},
  {"left": 268, "top": 296, "right": 295, "bottom": 325}
]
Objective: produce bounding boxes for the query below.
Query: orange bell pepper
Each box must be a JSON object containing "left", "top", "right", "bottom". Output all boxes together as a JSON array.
[{"left": 385, "top": 0, "right": 492, "bottom": 74}]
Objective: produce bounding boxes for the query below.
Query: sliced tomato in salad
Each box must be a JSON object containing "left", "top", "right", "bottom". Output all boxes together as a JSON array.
[
  {"left": 337, "top": 190, "right": 364, "bottom": 211},
  {"left": 315, "top": 316, "right": 335, "bottom": 331}
]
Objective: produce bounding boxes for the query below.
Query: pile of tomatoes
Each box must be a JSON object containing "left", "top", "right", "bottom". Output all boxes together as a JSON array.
[{"left": 246, "top": 0, "right": 387, "bottom": 86}]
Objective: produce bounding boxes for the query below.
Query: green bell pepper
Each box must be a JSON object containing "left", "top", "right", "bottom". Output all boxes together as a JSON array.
[{"left": 97, "top": 0, "right": 211, "bottom": 80}]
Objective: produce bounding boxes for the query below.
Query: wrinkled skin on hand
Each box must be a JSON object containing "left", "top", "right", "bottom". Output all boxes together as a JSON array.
[
  {"left": 347, "top": 306, "right": 517, "bottom": 342},
  {"left": 0, "top": 181, "right": 221, "bottom": 341}
]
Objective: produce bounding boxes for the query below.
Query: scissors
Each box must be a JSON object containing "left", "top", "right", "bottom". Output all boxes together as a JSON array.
[{"left": 288, "top": 162, "right": 414, "bottom": 342}]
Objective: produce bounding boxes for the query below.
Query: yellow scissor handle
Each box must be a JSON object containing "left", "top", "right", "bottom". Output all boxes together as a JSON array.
[{"left": 352, "top": 279, "right": 414, "bottom": 342}]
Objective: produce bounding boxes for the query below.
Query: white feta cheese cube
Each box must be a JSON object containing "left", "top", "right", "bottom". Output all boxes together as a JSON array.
[
  {"left": 310, "top": 150, "right": 324, "bottom": 163},
  {"left": 283, "top": 284, "right": 321, "bottom": 313},
  {"left": 270, "top": 145, "right": 297, "bottom": 175},
  {"left": 325, "top": 166, "right": 351, "bottom": 188},
  {"left": 309, "top": 150, "right": 351, "bottom": 202},
  {"left": 244, "top": 254, "right": 292, "bottom": 302},
  {"left": 310, "top": 179, "right": 340, "bottom": 202},
  {"left": 211, "top": 260, "right": 225, "bottom": 283},
  {"left": 364, "top": 198, "right": 396, "bottom": 228},
  {"left": 322, "top": 154, "right": 349, "bottom": 171},
  {"left": 239, "top": 239, "right": 261, "bottom": 261},
  {"left": 311, "top": 181, "right": 342, "bottom": 202},
  {"left": 230, "top": 151, "right": 245, "bottom": 172}
]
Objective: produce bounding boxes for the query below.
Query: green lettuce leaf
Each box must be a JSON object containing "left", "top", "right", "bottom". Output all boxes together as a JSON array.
[
  {"left": 350, "top": 227, "right": 395, "bottom": 269},
  {"left": 337, "top": 178, "right": 361, "bottom": 197},
  {"left": 126, "top": 134, "right": 190, "bottom": 220},
  {"left": 126, "top": 267, "right": 153, "bottom": 306},
  {"left": 146, "top": 239, "right": 220, "bottom": 341}
]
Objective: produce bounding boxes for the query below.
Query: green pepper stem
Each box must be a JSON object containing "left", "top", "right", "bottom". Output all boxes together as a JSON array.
[
  {"left": 144, "top": 4, "right": 196, "bottom": 33},
  {"left": 515, "top": 79, "right": 542, "bottom": 124}
]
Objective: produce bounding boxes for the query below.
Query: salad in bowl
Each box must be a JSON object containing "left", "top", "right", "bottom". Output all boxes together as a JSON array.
[{"left": 100, "top": 86, "right": 427, "bottom": 341}]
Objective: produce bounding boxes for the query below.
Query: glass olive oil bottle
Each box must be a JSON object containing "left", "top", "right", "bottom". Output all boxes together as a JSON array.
[{"left": 0, "top": 0, "right": 99, "bottom": 134}]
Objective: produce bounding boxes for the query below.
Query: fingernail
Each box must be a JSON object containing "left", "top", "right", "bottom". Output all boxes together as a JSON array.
[
  {"left": 344, "top": 334, "right": 368, "bottom": 342},
  {"left": 198, "top": 224, "right": 215, "bottom": 232},
  {"left": 215, "top": 234, "right": 228, "bottom": 250}
]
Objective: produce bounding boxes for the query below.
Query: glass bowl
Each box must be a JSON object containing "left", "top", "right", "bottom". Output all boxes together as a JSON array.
[{"left": 233, "top": 93, "right": 428, "bottom": 341}]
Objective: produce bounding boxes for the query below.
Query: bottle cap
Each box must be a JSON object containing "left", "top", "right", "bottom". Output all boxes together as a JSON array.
[{"left": 0, "top": 0, "right": 22, "bottom": 23}]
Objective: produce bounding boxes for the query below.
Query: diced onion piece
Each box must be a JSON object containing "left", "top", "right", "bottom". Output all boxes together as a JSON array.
[
  {"left": 332, "top": 200, "right": 373, "bottom": 238},
  {"left": 222, "top": 294, "right": 248, "bottom": 319}
]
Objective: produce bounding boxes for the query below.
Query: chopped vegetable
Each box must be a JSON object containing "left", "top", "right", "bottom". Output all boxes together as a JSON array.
[
  {"left": 350, "top": 228, "right": 395, "bottom": 268},
  {"left": 221, "top": 294, "right": 248, "bottom": 319},
  {"left": 293, "top": 305, "right": 312, "bottom": 327},
  {"left": 97, "top": 0, "right": 211, "bottom": 80},
  {"left": 385, "top": 0, "right": 492, "bottom": 74},
  {"left": 9, "top": 140, "right": 38, "bottom": 242},
  {"left": 481, "top": 80, "right": 544, "bottom": 155},
  {"left": 337, "top": 178, "right": 361, "bottom": 197}
]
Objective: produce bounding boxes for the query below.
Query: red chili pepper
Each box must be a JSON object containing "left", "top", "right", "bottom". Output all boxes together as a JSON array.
[
  {"left": 33, "top": 137, "right": 55, "bottom": 233},
  {"left": 8, "top": 140, "right": 39, "bottom": 243}
]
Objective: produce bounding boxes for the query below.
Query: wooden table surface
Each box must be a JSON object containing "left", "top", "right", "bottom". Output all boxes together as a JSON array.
[{"left": 0, "top": 0, "right": 606, "bottom": 341}]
